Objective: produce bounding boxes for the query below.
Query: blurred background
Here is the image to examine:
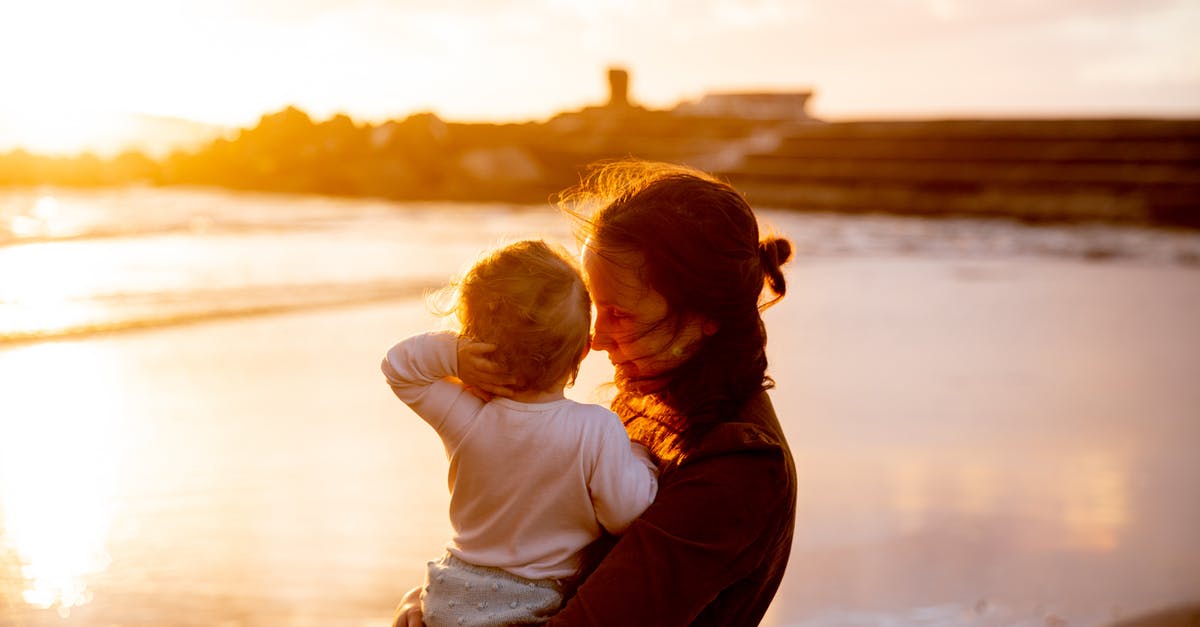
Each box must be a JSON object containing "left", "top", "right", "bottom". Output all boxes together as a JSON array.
[{"left": 1, "top": 1, "right": 1199, "bottom": 626}]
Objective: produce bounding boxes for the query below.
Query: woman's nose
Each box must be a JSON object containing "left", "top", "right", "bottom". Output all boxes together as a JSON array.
[{"left": 591, "top": 321, "right": 616, "bottom": 353}]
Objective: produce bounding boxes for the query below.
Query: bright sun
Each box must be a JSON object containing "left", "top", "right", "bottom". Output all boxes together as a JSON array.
[
  {"left": 0, "top": 105, "right": 136, "bottom": 156},
  {"left": 0, "top": 0, "right": 242, "bottom": 156},
  {"left": 0, "top": 0, "right": 147, "bottom": 156}
]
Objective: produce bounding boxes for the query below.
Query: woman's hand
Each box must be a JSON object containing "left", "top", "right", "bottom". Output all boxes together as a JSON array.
[
  {"left": 390, "top": 585, "right": 424, "bottom": 627},
  {"left": 457, "top": 340, "right": 519, "bottom": 399}
]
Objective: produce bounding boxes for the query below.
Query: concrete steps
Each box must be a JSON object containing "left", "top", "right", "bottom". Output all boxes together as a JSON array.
[{"left": 723, "top": 120, "right": 1200, "bottom": 227}]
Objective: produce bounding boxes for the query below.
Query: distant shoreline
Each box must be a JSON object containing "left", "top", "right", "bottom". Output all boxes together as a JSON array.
[{"left": 3, "top": 114, "right": 1198, "bottom": 229}]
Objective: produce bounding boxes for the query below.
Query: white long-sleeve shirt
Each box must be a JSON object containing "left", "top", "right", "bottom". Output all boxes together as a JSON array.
[{"left": 382, "top": 331, "right": 658, "bottom": 580}]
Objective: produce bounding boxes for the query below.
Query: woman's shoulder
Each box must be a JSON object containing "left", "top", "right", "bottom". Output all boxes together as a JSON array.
[
  {"left": 686, "top": 392, "right": 790, "bottom": 460},
  {"left": 654, "top": 393, "right": 797, "bottom": 533}
]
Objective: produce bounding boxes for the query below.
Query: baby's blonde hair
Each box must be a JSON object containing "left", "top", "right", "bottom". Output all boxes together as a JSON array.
[{"left": 452, "top": 239, "right": 591, "bottom": 393}]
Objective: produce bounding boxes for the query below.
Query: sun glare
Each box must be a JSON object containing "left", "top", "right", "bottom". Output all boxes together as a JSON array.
[
  {"left": 0, "top": 106, "right": 136, "bottom": 157},
  {"left": 0, "top": 0, "right": 219, "bottom": 156},
  {"left": 0, "top": 247, "right": 116, "bottom": 342},
  {"left": 0, "top": 191, "right": 135, "bottom": 341},
  {"left": 0, "top": 342, "right": 123, "bottom": 615}
]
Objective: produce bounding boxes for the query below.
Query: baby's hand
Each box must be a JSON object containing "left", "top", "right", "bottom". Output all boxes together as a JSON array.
[{"left": 457, "top": 339, "right": 519, "bottom": 399}]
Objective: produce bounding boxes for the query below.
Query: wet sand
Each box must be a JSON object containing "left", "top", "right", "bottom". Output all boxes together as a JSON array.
[
  {"left": 2, "top": 255, "right": 1198, "bottom": 626},
  {"left": 762, "top": 258, "right": 1200, "bottom": 626}
]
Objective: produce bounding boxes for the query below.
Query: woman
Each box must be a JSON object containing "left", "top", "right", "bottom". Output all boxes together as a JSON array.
[{"left": 394, "top": 159, "right": 795, "bottom": 626}]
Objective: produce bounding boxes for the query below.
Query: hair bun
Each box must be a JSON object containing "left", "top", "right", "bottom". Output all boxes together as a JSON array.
[
  {"left": 758, "top": 236, "right": 792, "bottom": 308},
  {"left": 758, "top": 237, "right": 792, "bottom": 268}
]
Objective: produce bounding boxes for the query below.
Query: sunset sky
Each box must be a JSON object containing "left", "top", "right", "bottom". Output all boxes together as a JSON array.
[{"left": 1, "top": 0, "right": 1197, "bottom": 154}]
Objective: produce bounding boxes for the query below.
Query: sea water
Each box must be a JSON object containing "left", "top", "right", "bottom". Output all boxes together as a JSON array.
[{"left": 3, "top": 185, "right": 1197, "bottom": 344}]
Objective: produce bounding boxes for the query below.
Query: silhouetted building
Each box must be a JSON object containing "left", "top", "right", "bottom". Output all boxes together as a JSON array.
[
  {"left": 608, "top": 67, "right": 630, "bottom": 108},
  {"left": 676, "top": 92, "right": 813, "bottom": 121}
]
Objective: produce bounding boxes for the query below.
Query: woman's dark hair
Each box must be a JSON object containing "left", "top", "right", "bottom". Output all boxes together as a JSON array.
[{"left": 559, "top": 160, "right": 792, "bottom": 462}]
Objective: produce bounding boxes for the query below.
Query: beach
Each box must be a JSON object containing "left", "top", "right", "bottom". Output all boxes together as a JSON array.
[
  {"left": 762, "top": 257, "right": 1200, "bottom": 626},
  {"left": 2, "top": 188, "right": 1199, "bottom": 626},
  {"left": 3, "top": 256, "right": 1198, "bottom": 626}
]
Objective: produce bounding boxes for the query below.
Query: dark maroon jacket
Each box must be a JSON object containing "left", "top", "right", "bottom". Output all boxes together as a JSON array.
[{"left": 547, "top": 391, "right": 796, "bottom": 626}]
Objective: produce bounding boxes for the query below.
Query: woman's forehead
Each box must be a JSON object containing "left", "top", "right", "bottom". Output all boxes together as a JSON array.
[{"left": 581, "top": 246, "right": 648, "bottom": 304}]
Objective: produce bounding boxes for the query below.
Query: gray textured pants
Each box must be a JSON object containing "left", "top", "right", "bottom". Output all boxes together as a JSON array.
[{"left": 421, "top": 552, "right": 564, "bottom": 627}]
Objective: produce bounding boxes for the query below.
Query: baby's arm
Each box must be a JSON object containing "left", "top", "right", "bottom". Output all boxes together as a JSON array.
[
  {"left": 588, "top": 411, "right": 660, "bottom": 535},
  {"left": 381, "top": 331, "right": 483, "bottom": 434}
]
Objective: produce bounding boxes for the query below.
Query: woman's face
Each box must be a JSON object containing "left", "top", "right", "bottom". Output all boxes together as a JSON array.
[{"left": 582, "top": 244, "right": 706, "bottom": 386}]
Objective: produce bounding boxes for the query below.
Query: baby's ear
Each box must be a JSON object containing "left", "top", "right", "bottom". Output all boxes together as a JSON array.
[{"left": 701, "top": 319, "right": 720, "bottom": 336}]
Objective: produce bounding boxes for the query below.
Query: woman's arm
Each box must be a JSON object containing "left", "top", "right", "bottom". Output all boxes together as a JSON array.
[
  {"left": 389, "top": 586, "right": 424, "bottom": 627},
  {"left": 548, "top": 448, "right": 791, "bottom": 626}
]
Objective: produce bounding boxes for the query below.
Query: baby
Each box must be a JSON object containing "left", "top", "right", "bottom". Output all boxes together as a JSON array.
[{"left": 381, "top": 239, "right": 658, "bottom": 626}]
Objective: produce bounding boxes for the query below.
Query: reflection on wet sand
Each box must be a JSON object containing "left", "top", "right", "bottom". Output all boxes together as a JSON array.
[
  {"left": 901, "top": 449, "right": 1130, "bottom": 553},
  {"left": 1061, "top": 452, "right": 1130, "bottom": 553},
  {"left": 0, "top": 240, "right": 119, "bottom": 339},
  {"left": 797, "top": 445, "right": 1133, "bottom": 549},
  {"left": 0, "top": 342, "right": 121, "bottom": 616},
  {"left": 775, "top": 442, "right": 1187, "bottom": 626}
]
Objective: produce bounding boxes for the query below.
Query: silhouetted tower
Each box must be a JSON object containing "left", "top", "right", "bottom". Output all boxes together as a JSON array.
[{"left": 607, "top": 67, "right": 629, "bottom": 108}]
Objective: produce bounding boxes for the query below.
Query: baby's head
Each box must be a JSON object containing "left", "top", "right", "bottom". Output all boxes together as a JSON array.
[{"left": 453, "top": 240, "right": 591, "bottom": 393}]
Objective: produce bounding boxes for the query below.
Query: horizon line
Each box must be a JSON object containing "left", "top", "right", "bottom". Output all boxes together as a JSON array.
[{"left": 3, "top": 103, "right": 1199, "bottom": 160}]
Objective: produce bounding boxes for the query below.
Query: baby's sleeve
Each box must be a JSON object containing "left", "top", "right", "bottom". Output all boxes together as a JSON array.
[
  {"left": 381, "top": 331, "right": 480, "bottom": 435},
  {"left": 587, "top": 409, "right": 660, "bottom": 535}
]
